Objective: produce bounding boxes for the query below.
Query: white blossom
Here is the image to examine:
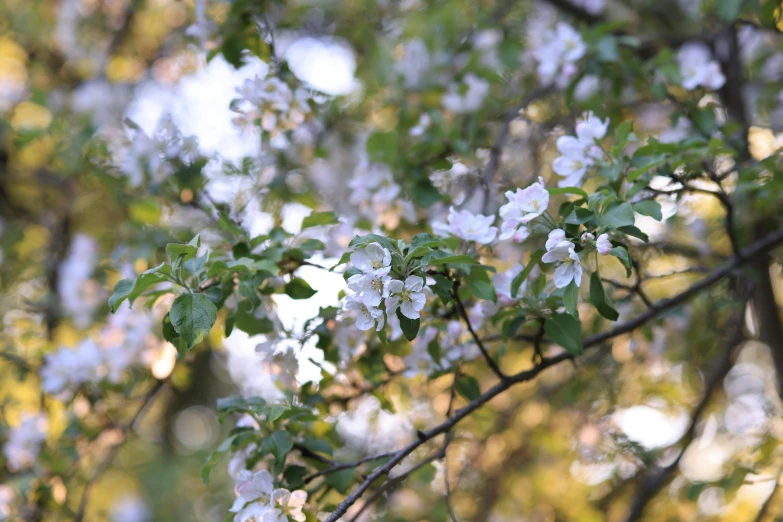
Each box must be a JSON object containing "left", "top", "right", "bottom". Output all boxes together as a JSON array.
[
  {"left": 58, "top": 234, "right": 100, "bottom": 329},
  {"left": 499, "top": 176, "right": 549, "bottom": 240},
  {"left": 231, "top": 470, "right": 274, "bottom": 513},
  {"left": 533, "top": 22, "right": 586, "bottom": 87},
  {"left": 442, "top": 74, "right": 490, "bottom": 113},
  {"left": 347, "top": 268, "right": 391, "bottom": 306},
  {"left": 433, "top": 206, "right": 497, "bottom": 244},
  {"left": 677, "top": 42, "right": 726, "bottom": 91},
  {"left": 542, "top": 233, "right": 583, "bottom": 288},
  {"left": 3, "top": 413, "right": 47, "bottom": 471},
  {"left": 345, "top": 295, "right": 385, "bottom": 331},
  {"left": 350, "top": 242, "right": 391, "bottom": 274},
  {"left": 272, "top": 489, "right": 307, "bottom": 522},
  {"left": 596, "top": 233, "right": 612, "bottom": 255},
  {"left": 386, "top": 276, "right": 427, "bottom": 320}
]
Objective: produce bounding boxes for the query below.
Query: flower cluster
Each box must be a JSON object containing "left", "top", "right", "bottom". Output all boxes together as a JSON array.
[
  {"left": 677, "top": 42, "right": 726, "bottom": 91},
  {"left": 57, "top": 234, "right": 101, "bottom": 329},
  {"left": 40, "top": 303, "right": 171, "bottom": 397},
  {"left": 343, "top": 242, "right": 429, "bottom": 331},
  {"left": 499, "top": 176, "right": 550, "bottom": 243},
  {"left": 230, "top": 470, "right": 307, "bottom": 522},
  {"left": 3, "top": 414, "right": 47, "bottom": 472},
  {"left": 433, "top": 207, "right": 497, "bottom": 244},
  {"left": 542, "top": 229, "right": 613, "bottom": 288},
  {"left": 552, "top": 112, "right": 609, "bottom": 187},
  {"left": 231, "top": 75, "right": 313, "bottom": 148},
  {"left": 533, "top": 22, "right": 586, "bottom": 88},
  {"left": 442, "top": 73, "right": 490, "bottom": 113},
  {"left": 118, "top": 115, "right": 200, "bottom": 186}
]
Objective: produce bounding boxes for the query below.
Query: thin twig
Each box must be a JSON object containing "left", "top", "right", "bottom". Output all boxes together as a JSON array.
[{"left": 451, "top": 285, "right": 506, "bottom": 381}]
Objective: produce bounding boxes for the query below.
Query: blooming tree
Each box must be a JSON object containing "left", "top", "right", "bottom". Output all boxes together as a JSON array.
[{"left": 1, "top": 0, "right": 783, "bottom": 521}]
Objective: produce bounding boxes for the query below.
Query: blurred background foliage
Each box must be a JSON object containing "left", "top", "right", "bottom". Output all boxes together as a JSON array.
[{"left": 0, "top": 0, "right": 783, "bottom": 521}]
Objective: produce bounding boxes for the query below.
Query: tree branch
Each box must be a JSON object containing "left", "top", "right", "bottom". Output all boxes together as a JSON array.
[{"left": 324, "top": 227, "right": 783, "bottom": 522}]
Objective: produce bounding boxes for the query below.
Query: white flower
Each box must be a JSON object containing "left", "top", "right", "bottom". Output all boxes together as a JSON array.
[
  {"left": 442, "top": 74, "right": 490, "bottom": 113},
  {"left": 350, "top": 242, "right": 391, "bottom": 274},
  {"left": 231, "top": 470, "right": 274, "bottom": 513},
  {"left": 386, "top": 276, "right": 427, "bottom": 320},
  {"left": 272, "top": 489, "right": 307, "bottom": 522},
  {"left": 542, "top": 236, "right": 583, "bottom": 288},
  {"left": 347, "top": 267, "right": 391, "bottom": 307},
  {"left": 409, "top": 113, "right": 431, "bottom": 136},
  {"left": 546, "top": 229, "right": 568, "bottom": 250},
  {"left": 575, "top": 112, "right": 609, "bottom": 148},
  {"left": 552, "top": 136, "right": 591, "bottom": 187},
  {"left": 345, "top": 295, "right": 385, "bottom": 331},
  {"left": 596, "top": 233, "right": 612, "bottom": 255},
  {"left": 2, "top": 414, "right": 48, "bottom": 471},
  {"left": 677, "top": 42, "right": 726, "bottom": 91},
  {"left": 232, "top": 503, "right": 281, "bottom": 522},
  {"left": 580, "top": 232, "right": 595, "bottom": 244},
  {"left": 433, "top": 207, "right": 497, "bottom": 244},
  {"left": 499, "top": 177, "right": 549, "bottom": 240},
  {"left": 533, "top": 22, "right": 586, "bottom": 86}
]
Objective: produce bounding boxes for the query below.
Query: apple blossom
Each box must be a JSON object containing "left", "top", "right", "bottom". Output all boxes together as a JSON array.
[
  {"left": 433, "top": 206, "right": 498, "bottom": 244},
  {"left": 350, "top": 242, "right": 391, "bottom": 274},
  {"left": 596, "top": 233, "right": 612, "bottom": 255},
  {"left": 386, "top": 276, "right": 427, "bottom": 320},
  {"left": 347, "top": 267, "right": 391, "bottom": 306},
  {"left": 499, "top": 177, "right": 550, "bottom": 240},
  {"left": 543, "top": 235, "right": 583, "bottom": 288},
  {"left": 345, "top": 295, "right": 385, "bottom": 331}
]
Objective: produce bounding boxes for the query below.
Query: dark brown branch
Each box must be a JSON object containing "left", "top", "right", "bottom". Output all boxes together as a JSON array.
[{"left": 451, "top": 285, "right": 506, "bottom": 381}]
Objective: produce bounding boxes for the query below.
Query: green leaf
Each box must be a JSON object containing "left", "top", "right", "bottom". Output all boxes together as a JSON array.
[
  {"left": 469, "top": 280, "right": 497, "bottom": 302},
  {"left": 348, "top": 234, "right": 397, "bottom": 254},
  {"left": 589, "top": 271, "right": 619, "bottom": 321},
  {"left": 628, "top": 155, "right": 667, "bottom": 181},
  {"left": 411, "top": 233, "right": 439, "bottom": 248},
  {"left": 547, "top": 187, "right": 588, "bottom": 198},
  {"left": 633, "top": 200, "right": 663, "bottom": 221},
  {"left": 285, "top": 278, "right": 317, "bottom": 300},
  {"left": 166, "top": 234, "right": 200, "bottom": 263},
  {"left": 405, "top": 245, "right": 433, "bottom": 260},
  {"left": 564, "top": 208, "right": 595, "bottom": 225},
  {"left": 613, "top": 120, "right": 634, "bottom": 151},
  {"left": 619, "top": 225, "right": 649, "bottom": 243},
  {"left": 302, "top": 211, "right": 339, "bottom": 229},
  {"left": 428, "top": 254, "right": 479, "bottom": 266},
  {"left": 715, "top": 0, "right": 742, "bottom": 21},
  {"left": 325, "top": 468, "right": 355, "bottom": 494},
  {"left": 511, "top": 250, "right": 544, "bottom": 298},
  {"left": 563, "top": 280, "right": 579, "bottom": 317},
  {"left": 599, "top": 202, "right": 635, "bottom": 229},
  {"left": 397, "top": 310, "right": 420, "bottom": 342},
  {"left": 162, "top": 312, "right": 187, "bottom": 358},
  {"left": 329, "top": 251, "right": 352, "bottom": 271},
  {"left": 366, "top": 131, "right": 399, "bottom": 165},
  {"left": 545, "top": 313, "right": 583, "bottom": 356},
  {"left": 692, "top": 107, "right": 717, "bottom": 135},
  {"left": 261, "top": 430, "right": 293, "bottom": 472},
  {"left": 108, "top": 263, "right": 172, "bottom": 312},
  {"left": 455, "top": 375, "right": 481, "bottom": 401},
  {"left": 284, "top": 465, "right": 309, "bottom": 489},
  {"left": 169, "top": 293, "right": 218, "bottom": 351},
  {"left": 610, "top": 246, "right": 633, "bottom": 277}
]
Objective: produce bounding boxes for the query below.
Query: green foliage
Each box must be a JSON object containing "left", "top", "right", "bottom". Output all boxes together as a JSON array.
[
  {"left": 169, "top": 293, "right": 218, "bottom": 352},
  {"left": 545, "top": 313, "right": 583, "bottom": 356}
]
